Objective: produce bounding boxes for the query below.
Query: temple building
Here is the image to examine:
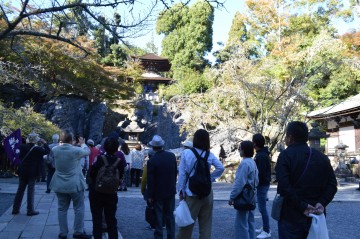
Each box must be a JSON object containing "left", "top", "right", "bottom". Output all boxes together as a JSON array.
[
  {"left": 131, "top": 53, "right": 172, "bottom": 93},
  {"left": 306, "top": 93, "right": 360, "bottom": 156}
]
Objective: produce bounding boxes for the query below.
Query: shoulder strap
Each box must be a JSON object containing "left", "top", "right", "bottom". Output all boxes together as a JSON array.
[
  {"left": 102, "top": 155, "right": 108, "bottom": 166},
  {"left": 21, "top": 145, "right": 37, "bottom": 164},
  {"left": 294, "top": 147, "right": 312, "bottom": 186},
  {"left": 113, "top": 158, "right": 121, "bottom": 167}
]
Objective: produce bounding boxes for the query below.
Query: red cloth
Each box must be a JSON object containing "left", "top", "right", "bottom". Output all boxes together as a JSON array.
[{"left": 89, "top": 147, "right": 99, "bottom": 169}]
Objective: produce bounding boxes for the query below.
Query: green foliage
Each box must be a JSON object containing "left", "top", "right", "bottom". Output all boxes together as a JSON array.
[
  {"left": 164, "top": 67, "right": 212, "bottom": 99},
  {"left": 101, "top": 44, "right": 128, "bottom": 66},
  {"left": 0, "top": 102, "right": 60, "bottom": 141},
  {"left": 157, "top": 0, "right": 214, "bottom": 73},
  {"left": 0, "top": 36, "right": 133, "bottom": 104}
]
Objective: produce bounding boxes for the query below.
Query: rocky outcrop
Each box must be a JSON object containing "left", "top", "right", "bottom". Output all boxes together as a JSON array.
[{"left": 38, "top": 95, "right": 122, "bottom": 144}]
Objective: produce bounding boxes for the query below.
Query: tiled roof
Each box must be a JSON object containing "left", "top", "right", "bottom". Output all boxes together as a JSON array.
[
  {"left": 137, "top": 53, "right": 169, "bottom": 61},
  {"left": 307, "top": 93, "right": 360, "bottom": 119}
]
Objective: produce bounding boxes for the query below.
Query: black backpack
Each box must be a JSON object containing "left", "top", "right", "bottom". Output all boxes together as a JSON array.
[
  {"left": 186, "top": 148, "right": 211, "bottom": 199},
  {"left": 95, "top": 155, "right": 121, "bottom": 194}
]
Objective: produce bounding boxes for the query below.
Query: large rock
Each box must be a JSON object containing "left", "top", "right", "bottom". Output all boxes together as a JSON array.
[{"left": 38, "top": 95, "right": 114, "bottom": 144}]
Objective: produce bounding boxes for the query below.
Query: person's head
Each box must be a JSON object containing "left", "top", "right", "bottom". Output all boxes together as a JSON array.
[
  {"left": 252, "top": 133, "right": 265, "bottom": 149},
  {"left": 60, "top": 129, "right": 74, "bottom": 144},
  {"left": 27, "top": 132, "right": 40, "bottom": 144},
  {"left": 149, "top": 135, "right": 164, "bottom": 151},
  {"left": 121, "top": 142, "right": 130, "bottom": 155},
  {"left": 104, "top": 137, "right": 120, "bottom": 155},
  {"left": 182, "top": 139, "right": 193, "bottom": 149},
  {"left": 193, "top": 129, "right": 210, "bottom": 151},
  {"left": 135, "top": 143, "right": 142, "bottom": 151},
  {"left": 285, "top": 121, "right": 309, "bottom": 146},
  {"left": 52, "top": 134, "right": 60, "bottom": 143},
  {"left": 87, "top": 139, "right": 95, "bottom": 147},
  {"left": 238, "top": 140, "right": 254, "bottom": 158}
]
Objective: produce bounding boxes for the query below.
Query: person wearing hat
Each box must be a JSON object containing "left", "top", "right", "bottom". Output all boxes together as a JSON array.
[
  {"left": 87, "top": 139, "right": 99, "bottom": 171},
  {"left": 12, "top": 132, "right": 50, "bottom": 216},
  {"left": 182, "top": 139, "right": 193, "bottom": 149},
  {"left": 147, "top": 135, "right": 177, "bottom": 239}
]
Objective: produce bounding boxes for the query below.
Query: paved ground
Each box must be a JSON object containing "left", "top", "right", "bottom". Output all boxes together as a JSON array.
[{"left": 1, "top": 177, "right": 360, "bottom": 238}]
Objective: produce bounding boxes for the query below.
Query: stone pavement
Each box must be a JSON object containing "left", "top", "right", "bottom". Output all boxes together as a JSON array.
[
  {"left": 0, "top": 178, "right": 119, "bottom": 239},
  {"left": 0, "top": 177, "right": 359, "bottom": 239}
]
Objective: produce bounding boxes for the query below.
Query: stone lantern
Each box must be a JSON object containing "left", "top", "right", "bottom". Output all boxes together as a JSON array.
[
  {"left": 121, "top": 119, "right": 144, "bottom": 149},
  {"left": 334, "top": 142, "right": 352, "bottom": 178},
  {"left": 308, "top": 121, "right": 328, "bottom": 152}
]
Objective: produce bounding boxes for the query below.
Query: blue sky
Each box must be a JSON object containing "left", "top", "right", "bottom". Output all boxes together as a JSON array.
[{"left": 131, "top": 0, "right": 359, "bottom": 62}]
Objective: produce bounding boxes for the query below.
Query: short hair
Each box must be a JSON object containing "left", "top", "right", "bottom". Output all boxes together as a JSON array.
[
  {"left": 252, "top": 133, "right": 265, "bottom": 148},
  {"left": 52, "top": 134, "right": 60, "bottom": 143},
  {"left": 121, "top": 142, "right": 130, "bottom": 155},
  {"left": 135, "top": 144, "right": 142, "bottom": 151},
  {"left": 60, "top": 130, "right": 73, "bottom": 144},
  {"left": 193, "top": 129, "right": 210, "bottom": 151},
  {"left": 104, "top": 137, "right": 120, "bottom": 155},
  {"left": 239, "top": 141, "right": 254, "bottom": 157},
  {"left": 286, "top": 121, "right": 308, "bottom": 143}
]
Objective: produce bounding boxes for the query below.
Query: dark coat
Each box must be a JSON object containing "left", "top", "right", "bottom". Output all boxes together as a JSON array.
[
  {"left": 18, "top": 143, "right": 50, "bottom": 179},
  {"left": 254, "top": 147, "right": 271, "bottom": 187},
  {"left": 275, "top": 143, "right": 337, "bottom": 223},
  {"left": 147, "top": 149, "right": 177, "bottom": 201}
]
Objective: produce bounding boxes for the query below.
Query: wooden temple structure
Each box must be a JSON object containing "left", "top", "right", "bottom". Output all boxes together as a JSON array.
[
  {"left": 131, "top": 53, "right": 172, "bottom": 93},
  {"left": 307, "top": 93, "right": 360, "bottom": 156}
]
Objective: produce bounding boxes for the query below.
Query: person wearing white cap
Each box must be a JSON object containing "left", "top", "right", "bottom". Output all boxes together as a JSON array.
[
  {"left": 147, "top": 135, "right": 177, "bottom": 239},
  {"left": 12, "top": 132, "right": 50, "bottom": 216},
  {"left": 182, "top": 139, "right": 193, "bottom": 149}
]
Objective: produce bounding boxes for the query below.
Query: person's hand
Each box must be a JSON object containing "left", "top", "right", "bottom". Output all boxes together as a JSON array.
[
  {"left": 228, "top": 199, "right": 234, "bottom": 206},
  {"left": 313, "top": 203, "right": 324, "bottom": 215},
  {"left": 304, "top": 204, "right": 315, "bottom": 216}
]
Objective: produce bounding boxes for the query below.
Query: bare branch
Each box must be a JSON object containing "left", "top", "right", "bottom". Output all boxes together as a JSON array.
[{"left": 7, "top": 30, "right": 89, "bottom": 56}]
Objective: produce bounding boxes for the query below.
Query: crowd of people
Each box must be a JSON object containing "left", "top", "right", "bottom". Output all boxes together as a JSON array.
[{"left": 9, "top": 120, "right": 338, "bottom": 239}]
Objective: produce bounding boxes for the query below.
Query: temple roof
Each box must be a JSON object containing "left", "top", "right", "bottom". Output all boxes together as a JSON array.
[
  {"left": 307, "top": 94, "right": 360, "bottom": 119},
  {"left": 132, "top": 53, "right": 171, "bottom": 72},
  {"left": 122, "top": 121, "right": 144, "bottom": 133},
  {"left": 137, "top": 53, "right": 169, "bottom": 60}
]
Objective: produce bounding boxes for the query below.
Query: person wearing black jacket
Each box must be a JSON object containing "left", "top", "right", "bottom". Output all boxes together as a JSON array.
[
  {"left": 12, "top": 132, "right": 50, "bottom": 216},
  {"left": 252, "top": 134, "right": 271, "bottom": 239},
  {"left": 88, "top": 137, "right": 126, "bottom": 239},
  {"left": 147, "top": 135, "right": 177, "bottom": 239},
  {"left": 275, "top": 121, "right": 337, "bottom": 239}
]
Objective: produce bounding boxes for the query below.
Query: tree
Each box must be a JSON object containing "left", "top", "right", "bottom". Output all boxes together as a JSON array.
[
  {"left": 156, "top": 0, "right": 214, "bottom": 74},
  {"left": 0, "top": 0, "right": 225, "bottom": 55},
  {"left": 169, "top": 0, "right": 359, "bottom": 154}
]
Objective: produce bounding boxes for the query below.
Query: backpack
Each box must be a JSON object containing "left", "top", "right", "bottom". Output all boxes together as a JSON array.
[
  {"left": 95, "top": 155, "right": 121, "bottom": 194},
  {"left": 186, "top": 148, "right": 211, "bottom": 199}
]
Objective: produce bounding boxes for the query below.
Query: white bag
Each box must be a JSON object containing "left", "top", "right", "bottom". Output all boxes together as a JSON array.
[
  {"left": 174, "top": 200, "right": 194, "bottom": 227},
  {"left": 307, "top": 213, "right": 329, "bottom": 239}
]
